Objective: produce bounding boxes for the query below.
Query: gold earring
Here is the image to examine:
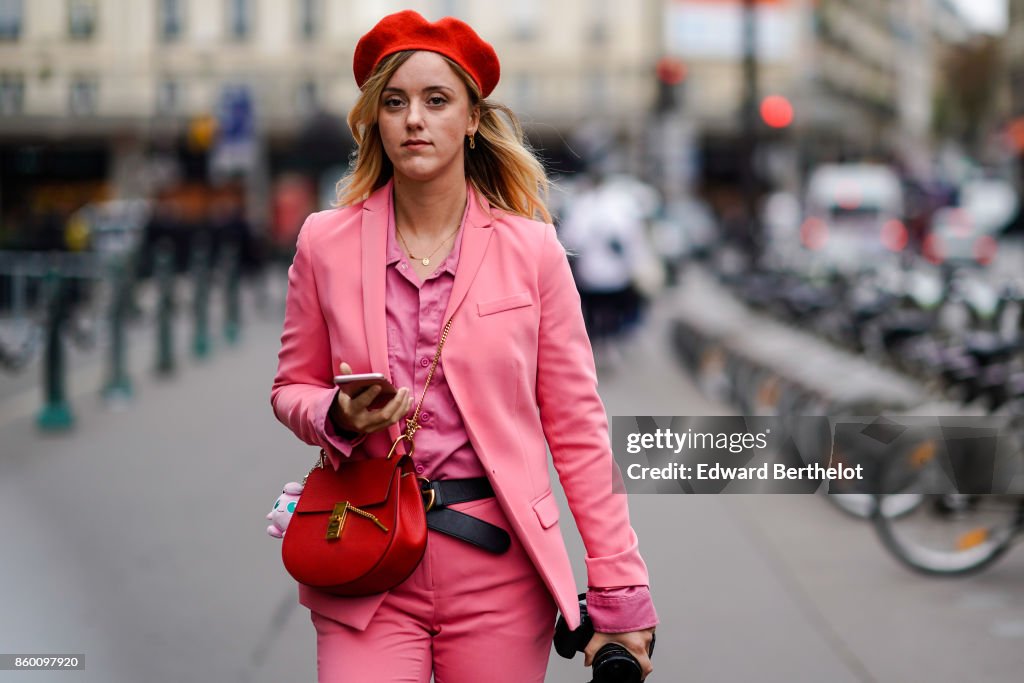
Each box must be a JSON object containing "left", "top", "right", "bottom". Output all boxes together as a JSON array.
[{"left": 468, "top": 134, "right": 476, "bottom": 150}]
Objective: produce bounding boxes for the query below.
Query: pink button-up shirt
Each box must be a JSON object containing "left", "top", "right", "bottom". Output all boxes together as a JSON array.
[
  {"left": 324, "top": 184, "right": 656, "bottom": 633},
  {"left": 383, "top": 194, "right": 486, "bottom": 481}
]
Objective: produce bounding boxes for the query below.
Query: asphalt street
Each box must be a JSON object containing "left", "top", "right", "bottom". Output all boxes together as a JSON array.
[{"left": 1, "top": 280, "right": 1022, "bottom": 683}]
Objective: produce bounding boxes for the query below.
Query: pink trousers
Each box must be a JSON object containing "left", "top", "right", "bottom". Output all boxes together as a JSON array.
[{"left": 310, "top": 496, "right": 558, "bottom": 683}]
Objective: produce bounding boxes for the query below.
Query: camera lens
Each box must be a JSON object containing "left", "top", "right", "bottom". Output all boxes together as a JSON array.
[{"left": 592, "top": 643, "right": 642, "bottom": 683}]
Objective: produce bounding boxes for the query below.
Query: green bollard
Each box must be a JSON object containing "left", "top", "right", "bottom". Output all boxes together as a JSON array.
[
  {"left": 223, "top": 241, "right": 242, "bottom": 346},
  {"left": 124, "top": 250, "right": 144, "bottom": 323},
  {"left": 155, "top": 240, "right": 176, "bottom": 376},
  {"left": 191, "top": 236, "right": 212, "bottom": 359},
  {"left": 37, "top": 271, "right": 74, "bottom": 431},
  {"left": 102, "top": 257, "right": 134, "bottom": 404}
]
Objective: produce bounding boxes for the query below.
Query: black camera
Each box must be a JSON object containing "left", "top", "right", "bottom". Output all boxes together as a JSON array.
[{"left": 553, "top": 594, "right": 655, "bottom": 683}]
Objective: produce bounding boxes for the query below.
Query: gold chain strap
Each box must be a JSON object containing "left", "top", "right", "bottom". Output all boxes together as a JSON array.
[
  {"left": 403, "top": 316, "right": 454, "bottom": 443},
  {"left": 305, "top": 315, "right": 455, "bottom": 477},
  {"left": 303, "top": 449, "right": 329, "bottom": 485}
]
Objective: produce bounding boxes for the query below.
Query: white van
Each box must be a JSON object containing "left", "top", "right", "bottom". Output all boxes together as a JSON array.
[{"left": 800, "top": 164, "right": 906, "bottom": 272}]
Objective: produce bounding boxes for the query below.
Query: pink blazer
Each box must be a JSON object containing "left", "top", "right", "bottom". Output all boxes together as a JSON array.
[{"left": 271, "top": 181, "right": 649, "bottom": 631}]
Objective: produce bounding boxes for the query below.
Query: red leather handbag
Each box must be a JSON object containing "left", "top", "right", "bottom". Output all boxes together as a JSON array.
[
  {"left": 280, "top": 317, "right": 453, "bottom": 596},
  {"left": 281, "top": 440, "right": 427, "bottom": 596}
]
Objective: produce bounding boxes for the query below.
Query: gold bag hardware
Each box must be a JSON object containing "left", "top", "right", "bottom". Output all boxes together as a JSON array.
[{"left": 325, "top": 501, "right": 389, "bottom": 541}]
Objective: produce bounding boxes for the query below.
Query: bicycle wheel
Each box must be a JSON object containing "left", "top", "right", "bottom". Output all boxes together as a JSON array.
[{"left": 873, "top": 494, "right": 1020, "bottom": 575}]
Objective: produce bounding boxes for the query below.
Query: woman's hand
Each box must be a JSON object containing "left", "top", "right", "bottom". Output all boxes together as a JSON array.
[
  {"left": 584, "top": 628, "right": 655, "bottom": 680},
  {"left": 330, "top": 362, "right": 412, "bottom": 434}
]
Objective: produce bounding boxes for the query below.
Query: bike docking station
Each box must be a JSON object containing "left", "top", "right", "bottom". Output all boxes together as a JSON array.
[
  {"left": 666, "top": 265, "right": 1024, "bottom": 574},
  {"left": 661, "top": 267, "right": 1024, "bottom": 498}
]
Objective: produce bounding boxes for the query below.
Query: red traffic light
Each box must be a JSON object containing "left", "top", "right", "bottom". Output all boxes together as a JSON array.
[
  {"left": 760, "top": 95, "right": 794, "bottom": 128},
  {"left": 656, "top": 57, "right": 687, "bottom": 85}
]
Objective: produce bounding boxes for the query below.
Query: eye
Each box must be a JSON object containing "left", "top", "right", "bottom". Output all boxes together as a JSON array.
[
  {"left": 427, "top": 95, "right": 447, "bottom": 106},
  {"left": 383, "top": 96, "right": 405, "bottom": 108}
]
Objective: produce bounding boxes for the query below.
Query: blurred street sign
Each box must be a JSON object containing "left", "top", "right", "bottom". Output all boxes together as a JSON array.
[{"left": 210, "top": 85, "right": 257, "bottom": 178}]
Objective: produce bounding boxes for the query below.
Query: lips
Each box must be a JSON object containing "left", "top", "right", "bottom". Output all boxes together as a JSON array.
[{"left": 402, "top": 140, "right": 430, "bottom": 147}]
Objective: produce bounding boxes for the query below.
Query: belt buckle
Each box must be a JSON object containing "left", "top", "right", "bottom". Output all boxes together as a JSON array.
[{"left": 418, "top": 476, "right": 436, "bottom": 512}]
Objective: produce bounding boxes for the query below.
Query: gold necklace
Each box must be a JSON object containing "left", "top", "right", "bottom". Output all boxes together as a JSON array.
[{"left": 396, "top": 223, "right": 461, "bottom": 267}]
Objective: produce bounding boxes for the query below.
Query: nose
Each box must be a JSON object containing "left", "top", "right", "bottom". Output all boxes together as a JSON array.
[{"left": 405, "top": 100, "right": 425, "bottom": 129}]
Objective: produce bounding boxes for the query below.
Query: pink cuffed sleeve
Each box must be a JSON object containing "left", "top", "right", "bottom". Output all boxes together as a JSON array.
[
  {"left": 536, "top": 223, "right": 651, "bottom": 590},
  {"left": 587, "top": 586, "right": 659, "bottom": 633},
  {"left": 318, "top": 388, "right": 370, "bottom": 468}
]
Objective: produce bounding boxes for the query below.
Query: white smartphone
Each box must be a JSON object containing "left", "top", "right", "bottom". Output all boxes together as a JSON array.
[{"left": 333, "top": 373, "right": 399, "bottom": 410}]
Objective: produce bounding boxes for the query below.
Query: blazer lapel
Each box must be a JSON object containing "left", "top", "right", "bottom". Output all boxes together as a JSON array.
[
  {"left": 360, "top": 181, "right": 393, "bottom": 384},
  {"left": 443, "top": 186, "right": 493, "bottom": 322},
  {"left": 360, "top": 181, "right": 406, "bottom": 447}
]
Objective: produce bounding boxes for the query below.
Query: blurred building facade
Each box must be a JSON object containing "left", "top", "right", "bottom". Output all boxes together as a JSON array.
[
  {"left": 0, "top": 0, "right": 662, "bottom": 177},
  {"left": 664, "top": 0, "right": 973, "bottom": 183},
  {"left": 0, "top": 0, "right": 663, "bottom": 131},
  {"left": 0, "top": 0, "right": 664, "bottom": 244},
  {"left": 0, "top": 0, "right": 988, "bottom": 247}
]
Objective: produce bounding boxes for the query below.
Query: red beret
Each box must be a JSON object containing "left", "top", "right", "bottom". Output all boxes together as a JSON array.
[{"left": 353, "top": 10, "right": 500, "bottom": 98}]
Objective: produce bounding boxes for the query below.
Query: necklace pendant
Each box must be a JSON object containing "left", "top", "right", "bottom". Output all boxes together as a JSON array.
[{"left": 422, "top": 258, "right": 430, "bottom": 266}]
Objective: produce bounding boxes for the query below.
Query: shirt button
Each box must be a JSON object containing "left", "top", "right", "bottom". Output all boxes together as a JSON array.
[
  {"left": 420, "top": 357, "right": 430, "bottom": 367},
  {"left": 415, "top": 464, "right": 425, "bottom": 474},
  {"left": 400, "top": 261, "right": 408, "bottom": 270},
  {"left": 421, "top": 412, "right": 431, "bottom": 423}
]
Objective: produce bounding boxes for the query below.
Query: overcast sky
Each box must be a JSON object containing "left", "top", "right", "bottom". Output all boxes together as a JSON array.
[{"left": 950, "top": 0, "right": 1007, "bottom": 32}]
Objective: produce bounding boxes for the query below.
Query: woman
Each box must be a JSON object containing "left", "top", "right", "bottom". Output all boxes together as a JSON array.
[{"left": 271, "top": 10, "right": 657, "bottom": 682}]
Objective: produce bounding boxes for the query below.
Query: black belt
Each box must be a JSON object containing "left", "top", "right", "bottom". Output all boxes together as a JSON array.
[{"left": 419, "top": 477, "right": 511, "bottom": 555}]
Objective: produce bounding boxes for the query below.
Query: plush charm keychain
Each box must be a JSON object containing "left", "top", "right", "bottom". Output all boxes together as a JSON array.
[{"left": 266, "top": 482, "right": 304, "bottom": 538}]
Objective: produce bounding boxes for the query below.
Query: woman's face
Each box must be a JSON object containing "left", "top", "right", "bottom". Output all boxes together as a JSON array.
[{"left": 378, "top": 51, "right": 479, "bottom": 184}]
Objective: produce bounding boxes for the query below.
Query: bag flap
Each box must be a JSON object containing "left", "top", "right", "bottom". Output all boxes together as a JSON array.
[{"left": 295, "top": 458, "right": 404, "bottom": 514}]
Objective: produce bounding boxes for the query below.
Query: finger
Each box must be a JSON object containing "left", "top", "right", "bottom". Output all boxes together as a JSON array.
[
  {"left": 338, "top": 362, "right": 352, "bottom": 375},
  {"left": 340, "top": 387, "right": 381, "bottom": 432},
  {"left": 367, "top": 390, "right": 402, "bottom": 429},
  {"left": 627, "top": 644, "right": 653, "bottom": 679},
  {"left": 379, "top": 388, "right": 411, "bottom": 425},
  {"left": 363, "top": 388, "right": 407, "bottom": 433},
  {"left": 636, "top": 653, "right": 653, "bottom": 678},
  {"left": 349, "top": 384, "right": 383, "bottom": 412},
  {"left": 583, "top": 635, "right": 600, "bottom": 667},
  {"left": 333, "top": 390, "right": 360, "bottom": 431},
  {"left": 335, "top": 387, "right": 351, "bottom": 411},
  {"left": 382, "top": 389, "right": 412, "bottom": 431}
]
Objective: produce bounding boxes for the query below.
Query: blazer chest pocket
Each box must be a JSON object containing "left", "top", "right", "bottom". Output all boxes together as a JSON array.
[{"left": 478, "top": 291, "right": 533, "bottom": 317}]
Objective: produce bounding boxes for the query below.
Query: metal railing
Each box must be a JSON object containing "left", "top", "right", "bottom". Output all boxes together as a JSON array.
[{"left": 0, "top": 234, "right": 266, "bottom": 432}]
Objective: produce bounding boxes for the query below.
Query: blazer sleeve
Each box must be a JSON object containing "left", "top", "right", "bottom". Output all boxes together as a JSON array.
[
  {"left": 535, "top": 222, "right": 651, "bottom": 590},
  {"left": 270, "top": 213, "right": 362, "bottom": 465}
]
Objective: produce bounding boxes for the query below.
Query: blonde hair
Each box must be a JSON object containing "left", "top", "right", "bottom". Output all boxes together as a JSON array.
[{"left": 336, "top": 51, "right": 551, "bottom": 223}]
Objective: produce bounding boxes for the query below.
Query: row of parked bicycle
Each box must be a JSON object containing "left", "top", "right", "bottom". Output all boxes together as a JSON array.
[
  {"left": 670, "top": 254, "right": 1024, "bottom": 576},
  {"left": 718, "top": 256, "right": 1024, "bottom": 414}
]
